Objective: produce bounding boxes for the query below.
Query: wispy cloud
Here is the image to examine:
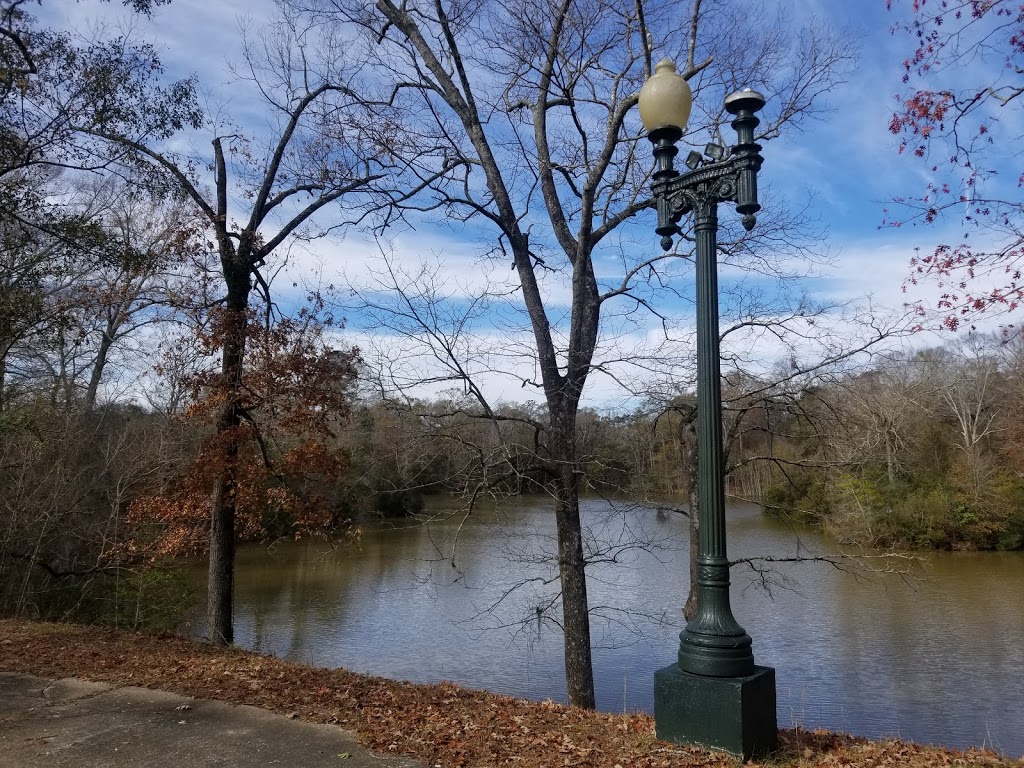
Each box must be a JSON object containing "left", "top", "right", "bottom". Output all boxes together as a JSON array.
[{"left": 38, "top": 0, "right": 1014, "bottom": 407}]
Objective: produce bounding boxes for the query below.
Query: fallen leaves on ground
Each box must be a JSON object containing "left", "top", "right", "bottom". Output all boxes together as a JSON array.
[{"left": 0, "top": 621, "right": 1017, "bottom": 768}]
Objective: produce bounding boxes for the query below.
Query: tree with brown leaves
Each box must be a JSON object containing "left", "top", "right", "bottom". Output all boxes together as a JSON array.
[{"left": 77, "top": 10, "right": 399, "bottom": 644}]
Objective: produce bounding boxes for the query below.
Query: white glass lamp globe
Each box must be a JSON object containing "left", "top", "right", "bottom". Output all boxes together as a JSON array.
[{"left": 639, "top": 59, "right": 693, "bottom": 133}]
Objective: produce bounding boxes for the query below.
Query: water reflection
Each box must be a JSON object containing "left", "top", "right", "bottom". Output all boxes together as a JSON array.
[{"left": 192, "top": 497, "right": 1024, "bottom": 756}]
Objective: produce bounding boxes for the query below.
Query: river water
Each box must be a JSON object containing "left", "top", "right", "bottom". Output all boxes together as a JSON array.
[{"left": 197, "top": 497, "right": 1024, "bottom": 756}]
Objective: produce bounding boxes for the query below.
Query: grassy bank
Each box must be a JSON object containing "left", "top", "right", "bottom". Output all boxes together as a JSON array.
[{"left": 0, "top": 620, "right": 1017, "bottom": 767}]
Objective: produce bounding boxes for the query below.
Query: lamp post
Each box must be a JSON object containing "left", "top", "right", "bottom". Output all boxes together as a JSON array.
[{"left": 640, "top": 59, "right": 777, "bottom": 760}]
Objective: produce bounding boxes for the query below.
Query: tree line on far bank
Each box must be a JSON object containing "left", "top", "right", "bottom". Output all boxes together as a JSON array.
[
  {"left": 362, "top": 335, "right": 1024, "bottom": 555},
  {"left": 3, "top": 328, "right": 1022, "bottom": 631}
]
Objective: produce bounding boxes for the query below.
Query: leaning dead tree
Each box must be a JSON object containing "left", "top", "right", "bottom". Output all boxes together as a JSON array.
[{"left": 298, "top": 0, "right": 856, "bottom": 708}]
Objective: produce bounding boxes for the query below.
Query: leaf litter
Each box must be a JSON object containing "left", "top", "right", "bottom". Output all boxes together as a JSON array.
[{"left": 0, "top": 621, "right": 1018, "bottom": 768}]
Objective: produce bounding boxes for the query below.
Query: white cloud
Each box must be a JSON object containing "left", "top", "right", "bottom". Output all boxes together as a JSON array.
[
  {"left": 39, "top": 0, "right": 276, "bottom": 80},
  {"left": 38, "top": 0, "right": 1020, "bottom": 410}
]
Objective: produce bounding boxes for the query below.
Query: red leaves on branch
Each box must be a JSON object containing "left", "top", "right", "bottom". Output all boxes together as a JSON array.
[
  {"left": 121, "top": 294, "right": 361, "bottom": 561},
  {"left": 907, "top": 242, "right": 1024, "bottom": 331},
  {"left": 889, "top": 0, "right": 1024, "bottom": 329}
]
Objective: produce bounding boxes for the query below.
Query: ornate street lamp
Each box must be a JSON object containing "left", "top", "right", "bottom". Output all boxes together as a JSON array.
[{"left": 639, "top": 59, "right": 777, "bottom": 759}]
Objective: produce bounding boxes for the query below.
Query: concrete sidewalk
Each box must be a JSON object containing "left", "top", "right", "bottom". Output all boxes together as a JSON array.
[{"left": 0, "top": 672, "right": 422, "bottom": 767}]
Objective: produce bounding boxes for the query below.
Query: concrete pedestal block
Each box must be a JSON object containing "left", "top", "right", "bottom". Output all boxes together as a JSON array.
[{"left": 653, "top": 663, "right": 777, "bottom": 760}]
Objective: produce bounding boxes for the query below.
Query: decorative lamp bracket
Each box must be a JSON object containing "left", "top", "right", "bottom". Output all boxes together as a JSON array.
[{"left": 649, "top": 89, "right": 765, "bottom": 251}]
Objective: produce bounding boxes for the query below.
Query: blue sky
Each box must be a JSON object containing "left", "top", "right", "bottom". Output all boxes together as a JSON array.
[{"left": 39, "top": 0, "right": 995, "bottom": 405}]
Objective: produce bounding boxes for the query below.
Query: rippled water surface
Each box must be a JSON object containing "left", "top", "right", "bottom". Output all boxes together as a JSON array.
[{"left": 192, "top": 497, "right": 1024, "bottom": 756}]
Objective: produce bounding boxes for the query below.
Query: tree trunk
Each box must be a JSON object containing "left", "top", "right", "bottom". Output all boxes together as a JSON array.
[
  {"left": 207, "top": 431, "right": 238, "bottom": 645},
  {"left": 885, "top": 428, "right": 896, "bottom": 483},
  {"left": 684, "top": 491, "right": 700, "bottom": 621},
  {"left": 681, "top": 413, "right": 699, "bottom": 622},
  {"left": 550, "top": 415, "right": 595, "bottom": 710},
  {"left": 84, "top": 323, "right": 116, "bottom": 411},
  {"left": 206, "top": 251, "right": 250, "bottom": 646}
]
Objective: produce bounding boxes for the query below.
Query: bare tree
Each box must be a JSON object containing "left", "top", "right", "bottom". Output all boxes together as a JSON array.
[
  {"left": 0, "top": 173, "right": 113, "bottom": 410},
  {"left": 4, "top": 179, "right": 204, "bottom": 410},
  {"left": 828, "top": 351, "right": 942, "bottom": 485},
  {"left": 634, "top": 293, "right": 913, "bottom": 617},
  {"left": 75, "top": 184, "right": 202, "bottom": 410},
  {"left": 0, "top": 403, "right": 195, "bottom": 624},
  {"left": 930, "top": 337, "right": 1006, "bottom": 500},
  {"left": 297, "top": 0, "right": 857, "bottom": 707}
]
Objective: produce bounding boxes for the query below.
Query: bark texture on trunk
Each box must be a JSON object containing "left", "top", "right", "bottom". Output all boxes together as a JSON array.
[
  {"left": 551, "top": 442, "right": 595, "bottom": 709},
  {"left": 207, "top": 466, "right": 236, "bottom": 645},
  {"left": 206, "top": 241, "right": 250, "bottom": 646},
  {"left": 679, "top": 411, "right": 699, "bottom": 622},
  {"left": 84, "top": 325, "right": 115, "bottom": 411},
  {"left": 684, "top": 493, "right": 699, "bottom": 622}
]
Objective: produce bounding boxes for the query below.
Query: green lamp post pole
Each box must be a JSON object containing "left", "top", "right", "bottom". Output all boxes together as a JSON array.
[{"left": 640, "top": 60, "right": 778, "bottom": 760}]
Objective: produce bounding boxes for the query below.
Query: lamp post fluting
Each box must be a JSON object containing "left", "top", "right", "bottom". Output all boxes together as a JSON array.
[{"left": 640, "top": 59, "right": 777, "bottom": 760}]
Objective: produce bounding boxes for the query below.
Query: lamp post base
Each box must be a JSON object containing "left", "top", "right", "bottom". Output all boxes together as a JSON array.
[{"left": 653, "top": 663, "right": 777, "bottom": 760}]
